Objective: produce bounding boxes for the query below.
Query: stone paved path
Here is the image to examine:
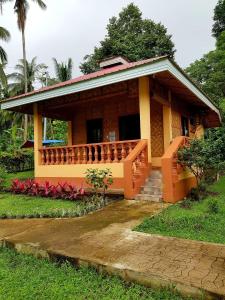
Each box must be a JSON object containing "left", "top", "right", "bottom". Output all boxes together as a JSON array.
[{"left": 0, "top": 200, "right": 225, "bottom": 299}]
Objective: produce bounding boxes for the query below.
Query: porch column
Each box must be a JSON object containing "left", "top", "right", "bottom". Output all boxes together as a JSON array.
[
  {"left": 139, "top": 76, "right": 151, "bottom": 163},
  {"left": 33, "top": 103, "right": 43, "bottom": 169},
  {"left": 68, "top": 121, "right": 73, "bottom": 146},
  {"left": 163, "top": 90, "right": 173, "bottom": 150}
]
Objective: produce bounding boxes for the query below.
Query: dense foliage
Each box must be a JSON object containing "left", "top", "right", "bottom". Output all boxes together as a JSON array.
[
  {"left": 186, "top": 31, "right": 225, "bottom": 104},
  {"left": 212, "top": 0, "right": 225, "bottom": 39},
  {"left": 0, "top": 150, "right": 34, "bottom": 173},
  {"left": 80, "top": 3, "right": 175, "bottom": 74},
  {"left": 178, "top": 138, "right": 225, "bottom": 186}
]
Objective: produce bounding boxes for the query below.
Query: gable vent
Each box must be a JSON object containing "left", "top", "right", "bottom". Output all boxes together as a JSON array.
[{"left": 99, "top": 56, "right": 130, "bottom": 69}]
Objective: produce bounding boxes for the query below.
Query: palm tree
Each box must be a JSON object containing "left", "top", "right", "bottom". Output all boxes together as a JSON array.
[
  {"left": 53, "top": 58, "right": 73, "bottom": 82},
  {"left": 8, "top": 56, "right": 47, "bottom": 96},
  {"left": 0, "top": 26, "right": 10, "bottom": 88},
  {"left": 0, "top": 0, "right": 47, "bottom": 140}
]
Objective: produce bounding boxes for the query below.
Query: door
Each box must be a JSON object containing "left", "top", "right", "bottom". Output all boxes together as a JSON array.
[
  {"left": 86, "top": 119, "right": 103, "bottom": 144},
  {"left": 119, "top": 114, "right": 140, "bottom": 141}
]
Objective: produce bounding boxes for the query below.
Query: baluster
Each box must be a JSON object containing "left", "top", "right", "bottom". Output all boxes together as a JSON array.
[
  {"left": 71, "top": 147, "right": 75, "bottom": 164},
  {"left": 128, "top": 142, "right": 132, "bottom": 155},
  {"left": 77, "top": 147, "right": 81, "bottom": 164},
  {"left": 60, "top": 148, "right": 65, "bottom": 164},
  {"left": 106, "top": 144, "right": 111, "bottom": 163},
  {"left": 113, "top": 143, "right": 119, "bottom": 163},
  {"left": 88, "top": 145, "right": 92, "bottom": 163},
  {"left": 140, "top": 149, "right": 146, "bottom": 166},
  {"left": 40, "top": 150, "right": 45, "bottom": 165},
  {"left": 121, "top": 143, "right": 126, "bottom": 161},
  {"left": 55, "top": 148, "right": 59, "bottom": 164},
  {"left": 100, "top": 145, "right": 104, "bottom": 162},
  {"left": 94, "top": 145, "right": 98, "bottom": 163},
  {"left": 45, "top": 149, "right": 50, "bottom": 165},
  {"left": 50, "top": 149, "right": 54, "bottom": 164},
  {"left": 83, "top": 146, "right": 87, "bottom": 164}
]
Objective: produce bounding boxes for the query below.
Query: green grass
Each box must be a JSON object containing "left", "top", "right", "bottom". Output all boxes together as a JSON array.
[
  {"left": 136, "top": 177, "right": 225, "bottom": 244},
  {"left": 0, "top": 247, "right": 191, "bottom": 300},
  {"left": 0, "top": 193, "right": 93, "bottom": 219},
  {"left": 3, "top": 170, "right": 34, "bottom": 189}
]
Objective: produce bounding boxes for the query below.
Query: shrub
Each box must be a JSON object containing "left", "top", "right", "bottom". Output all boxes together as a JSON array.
[
  {"left": 179, "top": 198, "right": 192, "bottom": 209},
  {"left": 187, "top": 187, "right": 201, "bottom": 201},
  {"left": 85, "top": 168, "right": 113, "bottom": 199},
  {"left": 0, "top": 150, "right": 34, "bottom": 173},
  {"left": 0, "top": 166, "right": 7, "bottom": 190},
  {"left": 207, "top": 199, "right": 219, "bottom": 214},
  {"left": 11, "top": 179, "right": 85, "bottom": 201}
]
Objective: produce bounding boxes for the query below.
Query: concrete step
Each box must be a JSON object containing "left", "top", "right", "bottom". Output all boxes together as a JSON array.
[
  {"left": 141, "top": 186, "right": 162, "bottom": 194},
  {"left": 135, "top": 194, "right": 162, "bottom": 202}
]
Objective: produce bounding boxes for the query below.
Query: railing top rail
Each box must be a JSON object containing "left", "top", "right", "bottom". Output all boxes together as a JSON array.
[
  {"left": 124, "top": 139, "right": 148, "bottom": 162},
  {"left": 39, "top": 139, "right": 140, "bottom": 151},
  {"left": 162, "top": 136, "right": 190, "bottom": 160}
]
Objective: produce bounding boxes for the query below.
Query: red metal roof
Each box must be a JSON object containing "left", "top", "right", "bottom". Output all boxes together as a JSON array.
[{"left": 7, "top": 56, "right": 167, "bottom": 101}]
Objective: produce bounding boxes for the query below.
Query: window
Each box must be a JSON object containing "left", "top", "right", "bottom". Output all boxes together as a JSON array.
[{"left": 181, "top": 116, "right": 189, "bottom": 136}]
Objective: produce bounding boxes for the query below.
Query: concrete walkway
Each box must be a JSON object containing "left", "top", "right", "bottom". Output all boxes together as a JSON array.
[{"left": 0, "top": 200, "right": 225, "bottom": 299}]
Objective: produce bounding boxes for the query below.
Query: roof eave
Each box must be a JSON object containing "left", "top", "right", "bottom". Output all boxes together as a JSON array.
[{"left": 1, "top": 57, "right": 221, "bottom": 123}]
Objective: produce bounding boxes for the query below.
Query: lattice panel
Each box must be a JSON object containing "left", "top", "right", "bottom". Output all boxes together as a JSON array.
[
  {"left": 151, "top": 100, "right": 164, "bottom": 157},
  {"left": 172, "top": 110, "right": 181, "bottom": 138}
]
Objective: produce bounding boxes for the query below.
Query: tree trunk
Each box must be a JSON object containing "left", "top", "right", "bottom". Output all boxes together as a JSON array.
[{"left": 22, "top": 27, "right": 28, "bottom": 141}]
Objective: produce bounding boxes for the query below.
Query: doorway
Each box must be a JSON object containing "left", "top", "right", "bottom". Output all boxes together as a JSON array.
[
  {"left": 86, "top": 118, "right": 103, "bottom": 144},
  {"left": 119, "top": 114, "right": 140, "bottom": 141}
]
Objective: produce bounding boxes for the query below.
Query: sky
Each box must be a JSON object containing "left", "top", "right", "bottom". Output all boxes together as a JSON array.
[{"left": 1, "top": 0, "right": 218, "bottom": 78}]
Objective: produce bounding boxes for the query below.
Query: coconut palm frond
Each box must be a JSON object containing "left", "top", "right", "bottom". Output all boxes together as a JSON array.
[{"left": 52, "top": 57, "right": 73, "bottom": 82}]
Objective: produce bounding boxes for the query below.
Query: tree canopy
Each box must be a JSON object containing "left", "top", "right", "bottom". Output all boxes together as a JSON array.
[
  {"left": 212, "top": 0, "right": 225, "bottom": 39},
  {"left": 80, "top": 3, "right": 175, "bottom": 74},
  {"left": 186, "top": 31, "right": 225, "bottom": 105}
]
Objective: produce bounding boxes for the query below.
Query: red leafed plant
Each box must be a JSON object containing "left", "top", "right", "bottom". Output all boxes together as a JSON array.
[
  {"left": 11, "top": 179, "right": 26, "bottom": 194},
  {"left": 10, "top": 179, "right": 85, "bottom": 200}
]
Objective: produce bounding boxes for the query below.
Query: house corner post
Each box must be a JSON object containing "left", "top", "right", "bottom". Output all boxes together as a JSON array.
[
  {"left": 138, "top": 76, "right": 151, "bottom": 163},
  {"left": 68, "top": 121, "right": 73, "bottom": 146},
  {"left": 33, "top": 103, "right": 43, "bottom": 170}
]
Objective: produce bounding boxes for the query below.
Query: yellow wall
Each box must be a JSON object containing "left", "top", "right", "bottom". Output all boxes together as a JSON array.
[
  {"left": 35, "top": 163, "right": 124, "bottom": 178},
  {"left": 139, "top": 76, "right": 151, "bottom": 162}
]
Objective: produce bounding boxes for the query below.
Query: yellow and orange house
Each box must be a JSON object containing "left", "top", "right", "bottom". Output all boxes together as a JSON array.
[{"left": 1, "top": 56, "right": 221, "bottom": 203}]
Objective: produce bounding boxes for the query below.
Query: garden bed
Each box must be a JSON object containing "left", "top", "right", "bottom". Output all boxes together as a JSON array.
[
  {"left": 135, "top": 176, "right": 225, "bottom": 244},
  {"left": 0, "top": 247, "right": 191, "bottom": 300}
]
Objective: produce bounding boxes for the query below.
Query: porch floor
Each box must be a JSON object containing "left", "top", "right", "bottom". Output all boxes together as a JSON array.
[{"left": 1, "top": 200, "right": 224, "bottom": 299}]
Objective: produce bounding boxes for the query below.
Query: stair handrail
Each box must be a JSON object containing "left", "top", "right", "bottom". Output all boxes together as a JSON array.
[
  {"left": 161, "top": 136, "right": 190, "bottom": 202},
  {"left": 123, "top": 139, "right": 150, "bottom": 199}
]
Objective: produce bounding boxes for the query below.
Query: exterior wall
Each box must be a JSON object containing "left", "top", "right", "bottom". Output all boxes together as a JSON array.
[
  {"left": 171, "top": 95, "right": 205, "bottom": 139},
  {"left": 72, "top": 95, "right": 139, "bottom": 144},
  {"left": 35, "top": 163, "right": 124, "bottom": 191}
]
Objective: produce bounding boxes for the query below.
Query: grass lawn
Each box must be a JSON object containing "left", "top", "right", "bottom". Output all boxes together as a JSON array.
[
  {"left": 0, "top": 170, "right": 104, "bottom": 219},
  {"left": 0, "top": 247, "right": 191, "bottom": 300},
  {"left": 0, "top": 193, "right": 94, "bottom": 219},
  {"left": 3, "top": 170, "right": 34, "bottom": 190},
  {"left": 136, "top": 176, "right": 225, "bottom": 244}
]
